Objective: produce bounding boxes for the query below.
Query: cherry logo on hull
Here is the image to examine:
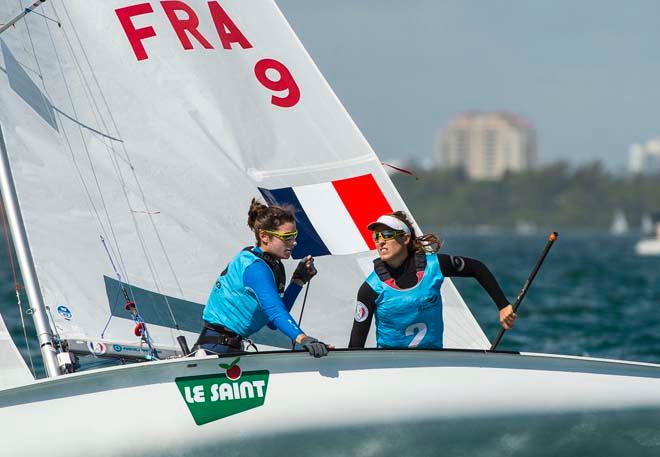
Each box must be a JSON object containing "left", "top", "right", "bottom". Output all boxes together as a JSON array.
[{"left": 219, "top": 357, "right": 241, "bottom": 381}]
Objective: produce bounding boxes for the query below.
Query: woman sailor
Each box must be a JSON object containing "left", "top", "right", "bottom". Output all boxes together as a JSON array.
[
  {"left": 195, "top": 198, "right": 329, "bottom": 357},
  {"left": 349, "top": 211, "right": 516, "bottom": 349}
]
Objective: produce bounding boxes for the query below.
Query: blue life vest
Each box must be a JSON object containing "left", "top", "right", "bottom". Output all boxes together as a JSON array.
[
  {"left": 202, "top": 247, "right": 282, "bottom": 337},
  {"left": 366, "top": 253, "right": 444, "bottom": 348}
]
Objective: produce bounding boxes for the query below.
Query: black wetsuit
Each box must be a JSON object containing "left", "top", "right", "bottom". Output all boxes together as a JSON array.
[{"left": 348, "top": 254, "right": 509, "bottom": 348}]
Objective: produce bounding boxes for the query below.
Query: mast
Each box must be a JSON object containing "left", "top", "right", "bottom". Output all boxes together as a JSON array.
[{"left": 0, "top": 125, "right": 60, "bottom": 377}]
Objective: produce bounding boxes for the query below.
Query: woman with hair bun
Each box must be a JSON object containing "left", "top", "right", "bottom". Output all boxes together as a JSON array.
[
  {"left": 349, "top": 211, "right": 516, "bottom": 349},
  {"left": 195, "top": 198, "right": 329, "bottom": 357}
]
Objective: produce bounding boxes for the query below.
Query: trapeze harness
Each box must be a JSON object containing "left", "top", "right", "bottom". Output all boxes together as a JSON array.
[
  {"left": 195, "top": 247, "right": 287, "bottom": 350},
  {"left": 366, "top": 252, "right": 445, "bottom": 348}
]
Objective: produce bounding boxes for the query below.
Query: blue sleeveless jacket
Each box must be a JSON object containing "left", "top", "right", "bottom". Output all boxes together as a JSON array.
[
  {"left": 366, "top": 254, "right": 444, "bottom": 348},
  {"left": 202, "top": 249, "right": 272, "bottom": 337}
]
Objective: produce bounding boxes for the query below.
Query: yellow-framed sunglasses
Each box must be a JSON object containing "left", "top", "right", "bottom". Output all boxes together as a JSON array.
[
  {"left": 372, "top": 229, "right": 406, "bottom": 242},
  {"left": 262, "top": 229, "right": 299, "bottom": 242}
]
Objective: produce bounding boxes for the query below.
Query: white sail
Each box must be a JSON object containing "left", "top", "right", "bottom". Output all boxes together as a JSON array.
[
  {"left": 609, "top": 209, "right": 628, "bottom": 235},
  {"left": 0, "top": 0, "right": 487, "bottom": 358},
  {"left": 0, "top": 312, "right": 33, "bottom": 388}
]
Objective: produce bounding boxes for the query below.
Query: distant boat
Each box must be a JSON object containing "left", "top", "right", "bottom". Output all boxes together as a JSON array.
[
  {"left": 609, "top": 210, "right": 629, "bottom": 235},
  {"left": 514, "top": 220, "right": 537, "bottom": 235},
  {"left": 641, "top": 213, "right": 653, "bottom": 235},
  {"left": 636, "top": 212, "right": 660, "bottom": 255}
]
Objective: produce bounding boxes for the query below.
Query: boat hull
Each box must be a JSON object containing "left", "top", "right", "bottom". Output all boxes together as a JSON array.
[
  {"left": 636, "top": 238, "right": 660, "bottom": 256},
  {"left": 2, "top": 349, "right": 660, "bottom": 456}
]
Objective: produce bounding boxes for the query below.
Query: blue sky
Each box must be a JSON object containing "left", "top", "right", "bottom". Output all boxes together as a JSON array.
[{"left": 277, "top": 1, "right": 660, "bottom": 170}]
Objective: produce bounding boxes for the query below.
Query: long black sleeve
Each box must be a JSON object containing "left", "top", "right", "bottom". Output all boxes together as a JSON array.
[
  {"left": 438, "top": 254, "right": 509, "bottom": 310},
  {"left": 348, "top": 282, "right": 378, "bottom": 348}
]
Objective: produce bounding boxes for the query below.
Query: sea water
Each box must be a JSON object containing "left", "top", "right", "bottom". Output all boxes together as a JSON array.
[
  {"left": 2, "top": 232, "right": 660, "bottom": 376},
  {"left": 444, "top": 231, "right": 660, "bottom": 362}
]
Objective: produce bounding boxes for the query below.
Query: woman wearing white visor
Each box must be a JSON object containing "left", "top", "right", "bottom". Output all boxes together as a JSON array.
[{"left": 349, "top": 211, "right": 516, "bottom": 349}]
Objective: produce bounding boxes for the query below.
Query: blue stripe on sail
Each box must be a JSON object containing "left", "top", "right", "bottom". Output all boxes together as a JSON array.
[
  {"left": 104, "top": 276, "right": 203, "bottom": 333},
  {"left": 103, "top": 276, "right": 291, "bottom": 349},
  {"left": 258, "top": 186, "right": 331, "bottom": 258}
]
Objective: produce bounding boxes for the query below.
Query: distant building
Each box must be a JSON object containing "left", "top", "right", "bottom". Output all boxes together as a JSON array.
[
  {"left": 628, "top": 139, "right": 660, "bottom": 175},
  {"left": 438, "top": 112, "right": 537, "bottom": 180}
]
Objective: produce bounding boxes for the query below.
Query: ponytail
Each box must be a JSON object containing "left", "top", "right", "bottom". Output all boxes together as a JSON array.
[{"left": 388, "top": 211, "right": 441, "bottom": 254}]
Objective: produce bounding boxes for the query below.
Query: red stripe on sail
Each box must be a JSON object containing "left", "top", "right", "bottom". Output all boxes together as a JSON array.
[{"left": 332, "top": 174, "right": 393, "bottom": 249}]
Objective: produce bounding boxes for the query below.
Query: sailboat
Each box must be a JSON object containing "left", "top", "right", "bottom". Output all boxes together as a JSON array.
[
  {"left": 636, "top": 212, "right": 660, "bottom": 256},
  {"left": 3, "top": 2, "right": 660, "bottom": 456},
  {"left": 609, "top": 209, "right": 629, "bottom": 235}
]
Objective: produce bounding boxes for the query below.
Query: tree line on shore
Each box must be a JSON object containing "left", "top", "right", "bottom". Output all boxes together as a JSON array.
[{"left": 391, "top": 161, "right": 660, "bottom": 231}]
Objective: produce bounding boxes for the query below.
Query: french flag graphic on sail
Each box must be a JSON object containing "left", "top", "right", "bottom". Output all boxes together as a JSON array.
[{"left": 259, "top": 174, "right": 393, "bottom": 258}]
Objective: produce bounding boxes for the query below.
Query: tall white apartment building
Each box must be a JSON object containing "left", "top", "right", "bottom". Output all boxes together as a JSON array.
[
  {"left": 629, "top": 139, "right": 660, "bottom": 175},
  {"left": 438, "top": 112, "right": 537, "bottom": 180}
]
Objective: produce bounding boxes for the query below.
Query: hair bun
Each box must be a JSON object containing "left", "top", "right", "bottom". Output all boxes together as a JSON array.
[{"left": 247, "top": 198, "right": 268, "bottom": 230}]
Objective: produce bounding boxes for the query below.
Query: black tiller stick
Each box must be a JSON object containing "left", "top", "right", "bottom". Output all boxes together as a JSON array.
[
  {"left": 291, "top": 280, "right": 311, "bottom": 350},
  {"left": 297, "top": 280, "right": 311, "bottom": 327},
  {"left": 490, "top": 232, "right": 558, "bottom": 351}
]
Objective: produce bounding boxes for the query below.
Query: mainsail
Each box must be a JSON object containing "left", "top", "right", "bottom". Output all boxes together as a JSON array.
[{"left": 0, "top": 0, "right": 487, "bottom": 368}]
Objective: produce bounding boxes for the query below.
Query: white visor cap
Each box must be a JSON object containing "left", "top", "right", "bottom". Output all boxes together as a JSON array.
[{"left": 367, "top": 215, "right": 411, "bottom": 235}]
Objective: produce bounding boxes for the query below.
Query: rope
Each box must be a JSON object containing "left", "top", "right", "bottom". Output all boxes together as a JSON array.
[
  {"left": 12, "top": 0, "right": 184, "bottom": 347},
  {"left": 17, "top": 0, "right": 161, "bottom": 351},
  {"left": 56, "top": 0, "right": 185, "bottom": 300},
  {"left": 41, "top": 2, "right": 179, "bottom": 338},
  {"left": 53, "top": 2, "right": 184, "bottom": 333},
  {"left": 42, "top": 4, "right": 133, "bottom": 294},
  {"left": 100, "top": 236, "right": 158, "bottom": 360}
]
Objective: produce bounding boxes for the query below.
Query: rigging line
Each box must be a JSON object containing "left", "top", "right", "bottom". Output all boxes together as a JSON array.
[
  {"left": 55, "top": 1, "right": 130, "bottom": 163},
  {"left": 37, "top": 4, "right": 128, "bottom": 290},
  {"left": 0, "top": 8, "right": 48, "bottom": 378},
  {"left": 52, "top": 2, "right": 133, "bottom": 166},
  {"left": 2, "top": 8, "right": 120, "bottom": 361},
  {"left": 100, "top": 235, "right": 158, "bottom": 360},
  {"left": 56, "top": 4, "right": 184, "bottom": 328},
  {"left": 37, "top": 7, "right": 129, "bottom": 172},
  {"left": 43, "top": 5, "right": 138, "bottom": 295},
  {"left": 0, "top": 200, "right": 36, "bottom": 376},
  {"left": 55, "top": 2, "right": 186, "bottom": 300},
  {"left": 42, "top": 7, "right": 132, "bottom": 288},
  {"left": 57, "top": 48, "right": 135, "bottom": 289},
  {"left": 14, "top": 0, "right": 52, "bottom": 130},
  {"left": 55, "top": 53, "right": 179, "bottom": 338},
  {"left": 37, "top": 6, "right": 178, "bottom": 348},
  {"left": 52, "top": 6, "right": 161, "bottom": 294},
  {"left": 36, "top": 24, "right": 149, "bottom": 351}
]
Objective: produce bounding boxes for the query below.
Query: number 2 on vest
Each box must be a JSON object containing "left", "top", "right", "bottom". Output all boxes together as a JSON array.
[{"left": 405, "top": 323, "right": 427, "bottom": 348}]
